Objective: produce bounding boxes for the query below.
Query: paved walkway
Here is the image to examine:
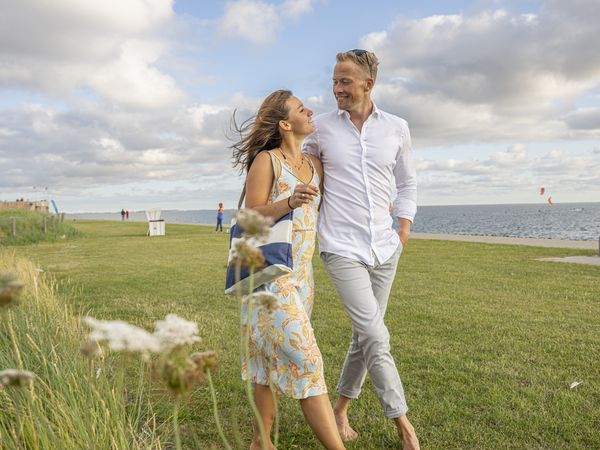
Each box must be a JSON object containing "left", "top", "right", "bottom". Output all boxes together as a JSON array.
[
  {"left": 411, "top": 233, "right": 600, "bottom": 266},
  {"left": 411, "top": 232, "right": 599, "bottom": 250},
  {"left": 536, "top": 256, "right": 600, "bottom": 266}
]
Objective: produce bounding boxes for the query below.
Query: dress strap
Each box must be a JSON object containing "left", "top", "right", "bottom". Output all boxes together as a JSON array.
[
  {"left": 266, "top": 150, "right": 283, "bottom": 180},
  {"left": 304, "top": 155, "right": 319, "bottom": 186}
]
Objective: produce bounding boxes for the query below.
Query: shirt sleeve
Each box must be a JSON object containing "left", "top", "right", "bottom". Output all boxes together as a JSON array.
[
  {"left": 393, "top": 120, "right": 417, "bottom": 223},
  {"left": 302, "top": 129, "right": 320, "bottom": 158}
]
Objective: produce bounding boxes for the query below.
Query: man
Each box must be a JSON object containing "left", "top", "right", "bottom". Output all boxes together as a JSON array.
[{"left": 303, "top": 49, "right": 419, "bottom": 449}]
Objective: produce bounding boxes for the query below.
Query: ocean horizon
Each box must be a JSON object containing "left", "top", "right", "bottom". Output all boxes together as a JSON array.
[{"left": 68, "top": 201, "right": 600, "bottom": 241}]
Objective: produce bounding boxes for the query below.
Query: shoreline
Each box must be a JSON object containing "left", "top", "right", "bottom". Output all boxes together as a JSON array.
[{"left": 69, "top": 218, "right": 598, "bottom": 250}]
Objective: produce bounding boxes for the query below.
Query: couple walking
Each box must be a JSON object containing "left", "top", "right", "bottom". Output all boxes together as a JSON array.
[{"left": 232, "top": 50, "right": 419, "bottom": 449}]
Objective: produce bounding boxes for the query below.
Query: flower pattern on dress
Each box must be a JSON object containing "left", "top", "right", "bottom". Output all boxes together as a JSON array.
[{"left": 241, "top": 152, "right": 327, "bottom": 399}]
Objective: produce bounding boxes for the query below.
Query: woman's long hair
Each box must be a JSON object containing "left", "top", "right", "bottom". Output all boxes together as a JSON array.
[{"left": 230, "top": 89, "right": 292, "bottom": 174}]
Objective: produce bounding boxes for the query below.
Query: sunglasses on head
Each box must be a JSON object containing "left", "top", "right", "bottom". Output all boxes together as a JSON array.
[{"left": 350, "top": 49, "right": 372, "bottom": 78}]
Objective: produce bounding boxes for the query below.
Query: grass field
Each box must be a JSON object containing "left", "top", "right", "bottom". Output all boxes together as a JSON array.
[{"left": 2, "top": 219, "right": 599, "bottom": 449}]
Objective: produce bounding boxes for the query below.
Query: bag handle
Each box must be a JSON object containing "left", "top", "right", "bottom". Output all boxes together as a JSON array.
[
  {"left": 237, "top": 185, "right": 246, "bottom": 210},
  {"left": 236, "top": 150, "right": 281, "bottom": 211}
]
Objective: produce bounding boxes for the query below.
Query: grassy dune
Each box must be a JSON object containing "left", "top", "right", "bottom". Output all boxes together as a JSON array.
[
  {"left": 3, "top": 219, "right": 599, "bottom": 449},
  {"left": 0, "top": 210, "right": 81, "bottom": 246}
]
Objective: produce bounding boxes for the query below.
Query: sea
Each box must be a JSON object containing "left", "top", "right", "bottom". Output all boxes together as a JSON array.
[{"left": 69, "top": 202, "right": 600, "bottom": 241}]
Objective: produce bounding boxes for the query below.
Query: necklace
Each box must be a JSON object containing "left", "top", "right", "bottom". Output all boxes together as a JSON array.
[
  {"left": 280, "top": 150, "right": 306, "bottom": 171},
  {"left": 278, "top": 149, "right": 313, "bottom": 184}
]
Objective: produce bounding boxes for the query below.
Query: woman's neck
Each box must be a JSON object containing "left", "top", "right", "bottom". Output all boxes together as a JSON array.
[{"left": 279, "top": 137, "right": 303, "bottom": 161}]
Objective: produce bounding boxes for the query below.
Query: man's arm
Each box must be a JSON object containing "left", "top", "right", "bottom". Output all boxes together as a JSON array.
[
  {"left": 302, "top": 129, "right": 320, "bottom": 158},
  {"left": 393, "top": 121, "right": 417, "bottom": 247}
]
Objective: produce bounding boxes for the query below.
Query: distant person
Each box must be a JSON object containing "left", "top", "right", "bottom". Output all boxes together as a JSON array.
[
  {"left": 303, "top": 50, "right": 419, "bottom": 449},
  {"left": 216, "top": 202, "right": 224, "bottom": 233},
  {"left": 231, "top": 89, "right": 345, "bottom": 450},
  {"left": 120, "top": 209, "right": 125, "bottom": 221},
  {"left": 125, "top": 210, "right": 129, "bottom": 220}
]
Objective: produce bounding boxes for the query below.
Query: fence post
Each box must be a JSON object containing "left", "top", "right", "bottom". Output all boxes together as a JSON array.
[
  {"left": 60, "top": 212, "right": 65, "bottom": 223},
  {"left": 11, "top": 217, "right": 16, "bottom": 236},
  {"left": 43, "top": 216, "right": 48, "bottom": 234}
]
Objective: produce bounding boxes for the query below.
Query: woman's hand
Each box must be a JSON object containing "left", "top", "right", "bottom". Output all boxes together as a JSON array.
[{"left": 289, "top": 184, "right": 319, "bottom": 209}]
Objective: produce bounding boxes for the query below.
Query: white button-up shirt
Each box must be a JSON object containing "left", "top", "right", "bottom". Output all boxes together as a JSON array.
[{"left": 303, "top": 103, "right": 417, "bottom": 265}]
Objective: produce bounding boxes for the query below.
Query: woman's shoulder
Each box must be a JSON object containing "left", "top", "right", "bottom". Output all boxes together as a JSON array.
[{"left": 248, "top": 150, "right": 279, "bottom": 180}]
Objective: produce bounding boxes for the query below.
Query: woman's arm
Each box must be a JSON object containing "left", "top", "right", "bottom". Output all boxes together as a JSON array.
[{"left": 245, "top": 152, "right": 317, "bottom": 221}]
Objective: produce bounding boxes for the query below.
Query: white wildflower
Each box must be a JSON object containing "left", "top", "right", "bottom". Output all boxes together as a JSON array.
[
  {"left": 569, "top": 381, "right": 583, "bottom": 389},
  {"left": 153, "top": 314, "right": 201, "bottom": 351},
  {"left": 247, "top": 292, "right": 280, "bottom": 312},
  {"left": 230, "top": 239, "right": 265, "bottom": 269},
  {"left": 0, "top": 369, "right": 35, "bottom": 388},
  {"left": 0, "top": 272, "right": 23, "bottom": 307},
  {"left": 83, "top": 317, "right": 160, "bottom": 354},
  {"left": 235, "top": 209, "right": 273, "bottom": 242}
]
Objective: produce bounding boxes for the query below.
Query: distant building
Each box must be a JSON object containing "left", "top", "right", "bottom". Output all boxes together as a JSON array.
[{"left": 0, "top": 199, "right": 49, "bottom": 212}]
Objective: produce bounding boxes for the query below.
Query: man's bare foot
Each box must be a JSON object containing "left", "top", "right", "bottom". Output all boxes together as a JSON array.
[
  {"left": 334, "top": 411, "right": 358, "bottom": 442},
  {"left": 394, "top": 416, "right": 419, "bottom": 450},
  {"left": 249, "top": 440, "right": 276, "bottom": 450}
]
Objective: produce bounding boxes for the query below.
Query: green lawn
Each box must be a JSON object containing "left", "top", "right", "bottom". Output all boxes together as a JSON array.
[{"left": 6, "top": 219, "right": 600, "bottom": 449}]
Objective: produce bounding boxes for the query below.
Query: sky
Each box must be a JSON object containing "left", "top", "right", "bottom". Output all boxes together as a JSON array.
[{"left": 1, "top": 0, "right": 599, "bottom": 212}]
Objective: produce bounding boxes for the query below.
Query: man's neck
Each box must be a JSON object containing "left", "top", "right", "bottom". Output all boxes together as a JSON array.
[{"left": 347, "top": 98, "right": 373, "bottom": 132}]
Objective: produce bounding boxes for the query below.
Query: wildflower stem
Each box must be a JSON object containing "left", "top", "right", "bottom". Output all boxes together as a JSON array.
[
  {"left": 7, "top": 311, "right": 24, "bottom": 369},
  {"left": 235, "top": 259, "right": 242, "bottom": 298},
  {"left": 134, "top": 360, "right": 145, "bottom": 428},
  {"left": 271, "top": 383, "right": 279, "bottom": 447},
  {"left": 207, "top": 369, "right": 232, "bottom": 450},
  {"left": 173, "top": 397, "right": 182, "bottom": 450},
  {"left": 243, "top": 266, "right": 268, "bottom": 450}
]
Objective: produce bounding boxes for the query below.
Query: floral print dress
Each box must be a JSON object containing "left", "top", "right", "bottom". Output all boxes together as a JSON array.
[{"left": 241, "top": 151, "right": 327, "bottom": 399}]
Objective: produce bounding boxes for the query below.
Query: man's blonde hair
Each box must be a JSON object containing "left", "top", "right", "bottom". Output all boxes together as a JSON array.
[{"left": 336, "top": 50, "right": 379, "bottom": 81}]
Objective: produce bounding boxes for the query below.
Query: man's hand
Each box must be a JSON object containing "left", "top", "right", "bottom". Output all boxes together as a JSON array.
[{"left": 397, "top": 218, "right": 412, "bottom": 248}]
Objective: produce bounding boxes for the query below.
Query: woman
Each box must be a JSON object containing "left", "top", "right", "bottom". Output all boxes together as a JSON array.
[
  {"left": 231, "top": 90, "right": 345, "bottom": 450},
  {"left": 216, "top": 202, "right": 224, "bottom": 232}
]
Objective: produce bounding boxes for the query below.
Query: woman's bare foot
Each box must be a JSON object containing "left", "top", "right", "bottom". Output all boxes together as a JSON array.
[{"left": 334, "top": 411, "right": 358, "bottom": 442}]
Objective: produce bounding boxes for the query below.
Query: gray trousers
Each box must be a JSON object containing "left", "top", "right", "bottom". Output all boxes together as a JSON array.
[{"left": 321, "top": 246, "right": 408, "bottom": 418}]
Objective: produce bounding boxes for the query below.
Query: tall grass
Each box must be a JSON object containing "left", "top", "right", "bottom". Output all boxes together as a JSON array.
[
  {"left": 0, "top": 251, "right": 163, "bottom": 448},
  {"left": 0, "top": 210, "right": 81, "bottom": 246}
]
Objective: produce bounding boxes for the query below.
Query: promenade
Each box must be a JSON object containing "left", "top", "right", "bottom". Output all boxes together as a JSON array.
[{"left": 411, "top": 232, "right": 600, "bottom": 265}]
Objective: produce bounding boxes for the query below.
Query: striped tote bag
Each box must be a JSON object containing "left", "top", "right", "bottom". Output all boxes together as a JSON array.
[{"left": 224, "top": 189, "right": 293, "bottom": 295}]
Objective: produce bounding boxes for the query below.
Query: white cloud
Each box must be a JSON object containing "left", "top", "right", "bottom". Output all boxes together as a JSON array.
[
  {"left": 88, "top": 40, "right": 184, "bottom": 109},
  {"left": 280, "top": 0, "right": 314, "bottom": 18},
  {"left": 416, "top": 143, "right": 600, "bottom": 204},
  {"left": 358, "top": 0, "right": 600, "bottom": 145},
  {"left": 218, "top": 0, "right": 316, "bottom": 44},
  {"left": 0, "top": 0, "right": 181, "bottom": 108},
  {"left": 219, "top": 1, "right": 279, "bottom": 44},
  {"left": 563, "top": 108, "right": 600, "bottom": 130},
  {"left": 0, "top": 96, "right": 257, "bottom": 203}
]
